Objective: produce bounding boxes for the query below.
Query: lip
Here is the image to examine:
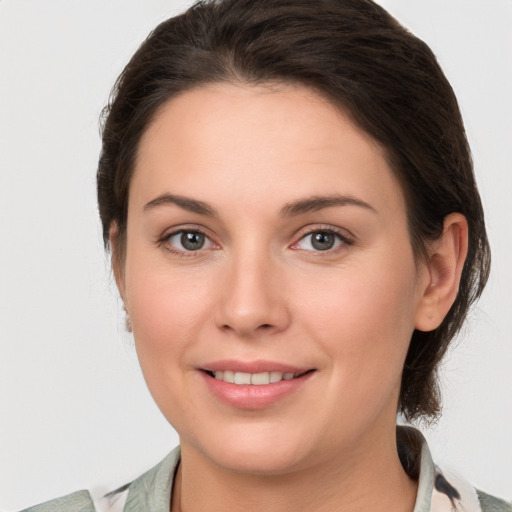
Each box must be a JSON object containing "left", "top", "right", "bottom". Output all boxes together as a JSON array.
[
  {"left": 198, "top": 360, "right": 316, "bottom": 410},
  {"left": 201, "top": 359, "right": 311, "bottom": 374}
]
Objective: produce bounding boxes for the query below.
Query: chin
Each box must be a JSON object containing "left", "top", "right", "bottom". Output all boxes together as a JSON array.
[
  {"left": 186, "top": 422, "right": 316, "bottom": 476},
  {"left": 209, "top": 446, "right": 310, "bottom": 476}
]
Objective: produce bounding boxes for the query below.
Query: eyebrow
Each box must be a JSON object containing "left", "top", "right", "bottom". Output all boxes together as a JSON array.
[
  {"left": 279, "top": 195, "right": 378, "bottom": 217},
  {"left": 143, "top": 193, "right": 377, "bottom": 218},
  {"left": 144, "top": 193, "right": 218, "bottom": 217}
]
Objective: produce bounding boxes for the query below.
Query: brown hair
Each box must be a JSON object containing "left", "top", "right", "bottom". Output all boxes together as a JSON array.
[{"left": 97, "top": 0, "right": 490, "bottom": 421}]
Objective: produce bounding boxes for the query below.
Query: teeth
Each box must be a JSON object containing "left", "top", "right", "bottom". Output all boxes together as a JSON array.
[
  {"left": 270, "top": 371, "right": 283, "bottom": 383},
  {"left": 251, "top": 372, "right": 270, "bottom": 385},
  {"left": 223, "top": 370, "right": 235, "bottom": 383},
  {"left": 211, "top": 370, "right": 300, "bottom": 385},
  {"left": 234, "top": 372, "right": 252, "bottom": 385}
]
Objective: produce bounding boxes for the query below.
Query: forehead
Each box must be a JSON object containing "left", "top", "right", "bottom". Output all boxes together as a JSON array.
[{"left": 131, "top": 82, "right": 405, "bottom": 220}]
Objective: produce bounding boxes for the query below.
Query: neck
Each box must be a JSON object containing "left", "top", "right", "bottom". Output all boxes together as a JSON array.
[{"left": 172, "top": 428, "right": 418, "bottom": 512}]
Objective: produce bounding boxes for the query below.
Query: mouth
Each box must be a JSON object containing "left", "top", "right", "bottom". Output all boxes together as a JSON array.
[
  {"left": 199, "top": 363, "right": 316, "bottom": 409},
  {"left": 202, "top": 369, "right": 314, "bottom": 385}
]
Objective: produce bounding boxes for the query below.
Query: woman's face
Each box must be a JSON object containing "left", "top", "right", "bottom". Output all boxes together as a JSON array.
[{"left": 120, "top": 83, "right": 430, "bottom": 474}]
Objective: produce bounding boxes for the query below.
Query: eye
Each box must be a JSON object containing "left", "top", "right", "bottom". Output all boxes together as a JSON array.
[
  {"left": 166, "top": 230, "right": 214, "bottom": 252},
  {"left": 294, "top": 230, "right": 348, "bottom": 252}
]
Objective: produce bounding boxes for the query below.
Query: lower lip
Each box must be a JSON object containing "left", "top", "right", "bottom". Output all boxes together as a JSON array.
[{"left": 200, "top": 371, "right": 315, "bottom": 410}]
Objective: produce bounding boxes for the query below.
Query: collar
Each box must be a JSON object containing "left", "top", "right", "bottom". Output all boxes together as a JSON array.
[
  {"left": 112, "top": 426, "right": 482, "bottom": 512},
  {"left": 399, "top": 425, "right": 482, "bottom": 512}
]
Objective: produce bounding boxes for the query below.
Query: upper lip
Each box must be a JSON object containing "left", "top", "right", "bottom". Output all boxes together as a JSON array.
[{"left": 199, "top": 359, "right": 314, "bottom": 374}]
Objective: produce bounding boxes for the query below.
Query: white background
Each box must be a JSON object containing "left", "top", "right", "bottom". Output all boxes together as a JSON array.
[{"left": 0, "top": 1, "right": 510, "bottom": 510}]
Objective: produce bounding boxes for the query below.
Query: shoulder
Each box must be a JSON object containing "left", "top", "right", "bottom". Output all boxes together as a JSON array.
[
  {"left": 430, "top": 457, "right": 511, "bottom": 512},
  {"left": 477, "top": 490, "right": 512, "bottom": 512},
  {"left": 397, "top": 426, "right": 511, "bottom": 512},
  {"left": 19, "top": 490, "right": 95, "bottom": 512},
  {"left": 16, "top": 447, "right": 180, "bottom": 512},
  {"left": 18, "top": 487, "right": 129, "bottom": 512}
]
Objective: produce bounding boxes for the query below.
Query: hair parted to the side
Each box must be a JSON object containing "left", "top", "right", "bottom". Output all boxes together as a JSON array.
[{"left": 97, "top": 0, "right": 490, "bottom": 421}]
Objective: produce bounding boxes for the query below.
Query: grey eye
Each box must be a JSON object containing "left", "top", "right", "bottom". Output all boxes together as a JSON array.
[
  {"left": 180, "top": 231, "right": 205, "bottom": 251},
  {"left": 296, "top": 231, "right": 343, "bottom": 251},
  {"left": 168, "top": 231, "right": 209, "bottom": 251},
  {"left": 310, "top": 232, "right": 336, "bottom": 251}
]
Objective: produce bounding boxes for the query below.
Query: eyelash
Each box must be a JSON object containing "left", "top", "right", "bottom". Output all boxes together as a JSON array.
[{"left": 157, "top": 225, "right": 354, "bottom": 258}]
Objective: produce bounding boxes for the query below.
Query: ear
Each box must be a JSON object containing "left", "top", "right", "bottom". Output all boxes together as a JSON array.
[
  {"left": 414, "top": 213, "right": 469, "bottom": 332},
  {"left": 109, "top": 222, "right": 127, "bottom": 304}
]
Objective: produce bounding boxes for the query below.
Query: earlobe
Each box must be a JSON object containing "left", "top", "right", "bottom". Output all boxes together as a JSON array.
[{"left": 414, "top": 213, "right": 469, "bottom": 332}]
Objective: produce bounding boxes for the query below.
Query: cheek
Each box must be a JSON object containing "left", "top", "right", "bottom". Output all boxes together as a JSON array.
[
  {"left": 124, "top": 264, "right": 220, "bottom": 430},
  {"left": 296, "top": 252, "right": 419, "bottom": 385},
  {"left": 124, "top": 258, "right": 214, "bottom": 372}
]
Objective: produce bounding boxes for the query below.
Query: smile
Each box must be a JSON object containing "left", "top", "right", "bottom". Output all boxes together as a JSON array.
[
  {"left": 207, "top": 370, "right": 305, "bottom": 385},
  {"left": 201, "top": 367, "right": 316, "bottom": 409}
]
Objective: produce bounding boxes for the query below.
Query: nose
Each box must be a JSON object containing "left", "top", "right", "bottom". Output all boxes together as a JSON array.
[{"left": 214, "top": 250, "right": 291, "bottom": 338}]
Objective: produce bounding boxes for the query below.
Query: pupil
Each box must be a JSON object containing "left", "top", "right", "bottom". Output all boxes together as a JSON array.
[
  {"left": 181, "top": 232, "right": 205, "bottom": 251},
  {"left": 312, "top": 232, "right": 335, "bottom": 251}
]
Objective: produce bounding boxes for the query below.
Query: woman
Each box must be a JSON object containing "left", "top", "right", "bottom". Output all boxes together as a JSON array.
[{"left": 18, "top": 0, "right": 510, "bottom": 511}]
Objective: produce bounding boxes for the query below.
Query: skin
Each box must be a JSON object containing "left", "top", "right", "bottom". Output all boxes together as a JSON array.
[{"left": 114, "top": 82, "right": 468, "bottom": 512}]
